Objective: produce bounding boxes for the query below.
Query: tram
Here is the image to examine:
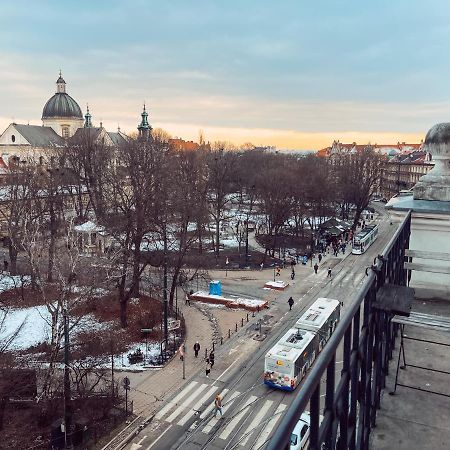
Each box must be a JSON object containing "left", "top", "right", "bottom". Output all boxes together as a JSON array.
[
  {"left": 351, "top": 223, "right": 378, "bottom": 255},
  {"left": 264, "top": 298, "right": 341, "bottom": 391}
]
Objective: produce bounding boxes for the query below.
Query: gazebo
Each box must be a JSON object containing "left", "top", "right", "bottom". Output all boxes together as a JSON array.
[{"left": 73, "top": 221, "right": 108, "bottom": 256}]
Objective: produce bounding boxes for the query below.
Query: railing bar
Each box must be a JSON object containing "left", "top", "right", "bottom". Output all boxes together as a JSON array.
[{"left": 309, "top": 384, "right": 321, "bottom": 450}]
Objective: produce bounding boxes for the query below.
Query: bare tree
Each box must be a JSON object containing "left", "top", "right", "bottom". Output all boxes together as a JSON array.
[{"left": 206, "top": 143, "right": 238, "bottom": 260}]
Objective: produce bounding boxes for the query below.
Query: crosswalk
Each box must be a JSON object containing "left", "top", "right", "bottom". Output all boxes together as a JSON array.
[{"left": 153, "top": 380, "right": 289, "bottom": 448}]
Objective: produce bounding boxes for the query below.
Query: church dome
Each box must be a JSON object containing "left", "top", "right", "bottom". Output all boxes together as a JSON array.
[{"left": 41, "top": 74, "right": 83, "bottom": 119}]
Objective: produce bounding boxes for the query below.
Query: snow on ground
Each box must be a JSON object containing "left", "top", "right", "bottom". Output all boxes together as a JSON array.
[
  {"left": 113, "top": 342, "right": 163, "bottom": 371},
  {"left": 264, "top": 280, "right": 289, "bottom": 290},
  {"left": 0, "top": 275, "right": 31, "bottom": 292},
  {"left": 0, "top": 304, "right": 50, "bottom": 350},
  {"left": 0, "top": 304, "right": 109, "bottom": 351},
  {"left": 191, "top": 291, "right": 267, "bottom": 310}
]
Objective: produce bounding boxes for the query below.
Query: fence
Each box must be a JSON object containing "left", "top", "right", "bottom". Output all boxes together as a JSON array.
[{"left": 267, "top": 211, "right": 411, "bottom": 450}]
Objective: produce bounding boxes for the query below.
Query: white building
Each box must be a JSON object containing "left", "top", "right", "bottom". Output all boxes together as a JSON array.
[{"left": 0, "top": 72, "right": 148, "bottom": 166}]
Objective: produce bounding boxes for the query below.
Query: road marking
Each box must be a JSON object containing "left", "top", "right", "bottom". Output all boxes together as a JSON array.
[
  {"left": 145, "top": 426, "right": 171, "bottom": 449},
  {"left": 240, "top": 399, "right": 273, "bottom": 446},
  {"left": 202, "top": 390, "right": 240, "bottom": 434},
  {"left": 177, "top": 385, "right": 217, "bottom": 426},
  {"left": 218, "top": 395, "right": 257, "bottom": 440},
  {"left": 253, "top": 403, "right": 287, "bottom": 449},
  {"left": 137, "top": 436, "right": 147, "bottom": 444},
  {"left": 166, "top": 383, "right": 208, "bottom": 423},
  {"left": 229, "top": 347, "right": 238, "bottom": 355},
  {"left": 216, "top": 359, "right": 238, "bottom": 382},
  {"left": 154, "top": 381, "right": 198, "bottom": 420}
]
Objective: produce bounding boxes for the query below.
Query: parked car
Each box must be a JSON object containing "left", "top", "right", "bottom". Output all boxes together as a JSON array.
[{"left": 290, "top": 411, "right": 324, "bottom": 450}]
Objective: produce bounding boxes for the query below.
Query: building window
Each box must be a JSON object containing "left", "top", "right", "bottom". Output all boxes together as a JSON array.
[
  {"left": 62, "top": 126, "right": 70, "bottom": 138},
  {"left": 11, "top": 135, "right": 15, "bottom": 143}
]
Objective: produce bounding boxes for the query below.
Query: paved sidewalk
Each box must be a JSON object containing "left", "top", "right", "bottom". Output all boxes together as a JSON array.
[
  {"left": 124, "top": 303, "right": 216, "bottom": 416},
  {"left": 121, "top": 242, "right": 353, "bottom": 417}
]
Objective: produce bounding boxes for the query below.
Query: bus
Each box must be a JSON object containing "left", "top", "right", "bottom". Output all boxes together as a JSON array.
[
  {"left": 264, "top": 297, "right": 341, "bottom": 391},
  {"left": 352, "top": 223, "right": 378, "bottom": 255},
  {"left": 295, "top": 297, "right": 341, "bottom": 350}
]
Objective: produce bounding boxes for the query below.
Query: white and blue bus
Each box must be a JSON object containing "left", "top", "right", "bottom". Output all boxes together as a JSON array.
[
  {"left": 352, "top": 223, "right": 378, "bottom": 255},
  {"left": 264, "top": 297, "right": 341, "bottom": 391}
]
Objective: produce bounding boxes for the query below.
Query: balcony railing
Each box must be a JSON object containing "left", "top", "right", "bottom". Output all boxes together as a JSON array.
[{"left": 267, "top": 211, "right": 411, "bottom": 450}]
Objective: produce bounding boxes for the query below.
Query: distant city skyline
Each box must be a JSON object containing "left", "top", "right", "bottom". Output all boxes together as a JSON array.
[{"left": 1, "top": 0, "right": 448, "bottom": 149}]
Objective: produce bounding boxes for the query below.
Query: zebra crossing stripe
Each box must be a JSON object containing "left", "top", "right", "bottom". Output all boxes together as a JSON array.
[
  {"left": 253, "top": 403, "right": 287, "bottom": 449},
  {"left": 202, "top": 390, "right": 240, "bottom": 434},
  {"left": 239, "top": 399, "right": 274, "bottom": 446},
  {"left": 155, "top": 381, "right": 198, "bottom": 420},
  {"left": 218, "top": 395, "right": 258, "bottom": 441},
  {"left": 177, "top": 385, "right": 217, "bottom": 426},
  {"left": 166, "top": 383, "right": 208, "bottom": 423}
]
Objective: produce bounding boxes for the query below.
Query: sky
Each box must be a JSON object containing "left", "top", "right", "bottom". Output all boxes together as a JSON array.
[{"left": 1, "top": 0, "right": 450, "bottom": 150}]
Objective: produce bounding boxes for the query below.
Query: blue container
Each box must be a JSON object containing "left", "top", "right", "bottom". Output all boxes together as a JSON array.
[{"left": 209, "top": 280, "right": 222, "bottom": 296}]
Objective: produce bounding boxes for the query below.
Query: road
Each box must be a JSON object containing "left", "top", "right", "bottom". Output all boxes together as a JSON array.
[{"left": 124, "top": 211, "right": 396, "bottom": 450}]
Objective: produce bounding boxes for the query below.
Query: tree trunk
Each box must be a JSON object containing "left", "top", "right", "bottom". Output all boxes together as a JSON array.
[
  {"left": 215, "top": 217, "right": 220, "bottom": 260},
  {"left": 47, "top": 211, "right": 56, "bottom": 282},
  {"left": 118, "top": 276, "right": 128, "bottom": 328},
  {"left": 8, "top": 242, "right": 18, "bottom": 275},
  {"left": 131, "top": 236, "right": 142, "bottom": 297}
]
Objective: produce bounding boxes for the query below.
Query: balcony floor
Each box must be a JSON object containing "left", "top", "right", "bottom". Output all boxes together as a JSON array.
[{"left": 371, "top": 294, "right": 450, "bottom": 450}]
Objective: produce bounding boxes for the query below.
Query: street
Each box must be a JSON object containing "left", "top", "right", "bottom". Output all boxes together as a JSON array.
[{"left": 123, "top": 211, "right": 395, "bottom": 450}]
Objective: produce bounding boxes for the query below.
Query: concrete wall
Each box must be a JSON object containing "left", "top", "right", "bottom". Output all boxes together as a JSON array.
[{"left": 390, "top": 208, "right": 450, "bottom": 296}]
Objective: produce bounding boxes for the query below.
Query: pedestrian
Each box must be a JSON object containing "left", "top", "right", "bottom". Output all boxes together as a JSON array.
[
  {"left": 327, "top": 267, "right": 332, "bottom": 278},
  {"left": 205, "top": 358, "right": 211, "bottom": 377},
  {"left": 290, "top": 268, "right": 295, "bottom": 280},
  {"left": 214, "top": 394, "right": 223, "bottom": 418},
  {"left": 291, "top": 259, "right": 296, "bottom": 268},
  {"left": 276, "top": 267, "right": 281, "bottom": 277},
  {"left": 193, "top": 341, "right": 200, "bottom": 357},
  {"left": 314, "top": 263, "right": 318, "bottom": 274},
  {"left": 288, "top": 296, "right": 294, "bottom": 310},
  {"left": 318, "top": 254, "right": 322, "bottom": 263},
  {"left": 3, "top": 259, "right": 8, "bottom": 272},
  {"left": 260, "top": 262, "right": 264, "bottom": 271},
  {"left": 209, "top": 350, "right": 215, "bottom": 369},
  {"left": 282, "top": 257, "right": 286, "bottom": 269},
  {"left": 185, "top": 294, "right": 191, "bottom": 306}
]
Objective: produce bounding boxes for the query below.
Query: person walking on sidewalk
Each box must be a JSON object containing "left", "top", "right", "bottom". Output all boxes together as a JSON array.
[
  {"left": 193, "top": 341, "right": 200, "bottom": 357},
  {"left": 327, "top": 267, "right": 332, "bottom": 278},
  {"left": 205, "top": 358, "right": 211, "bottom": 377},
  {"left": 314, "top": 263, "right": 319, "bottom": 274},
  {"left": 276, "top": 266, "right": 281, "bottom": 277},
  {"left": 209, "top": 350, "right": 215, "bottom": 369},
  {"left": 290, "top": 268, "right": 295, "bottom": 280},
  {"left": 214, "top": 395, "right": 223, "bottom": 418},
  {"left": 288, "top": 297, "right": 294, "bottom": 310},
  {"left": 318, "top": 254, "right": 322, "bottom": 263}
]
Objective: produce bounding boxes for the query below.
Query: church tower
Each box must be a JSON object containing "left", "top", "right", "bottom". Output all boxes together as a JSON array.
[
  {"left": 137, "top": 104, "right": 152, "bottom": 140},
  {"left": 84, "top": 105, "right": 93, "bottom": 128}
]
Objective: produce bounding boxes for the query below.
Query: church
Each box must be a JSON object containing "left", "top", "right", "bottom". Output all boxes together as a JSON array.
[{"left": 0, "top": 72, "right": 151, "bottom": 166}]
